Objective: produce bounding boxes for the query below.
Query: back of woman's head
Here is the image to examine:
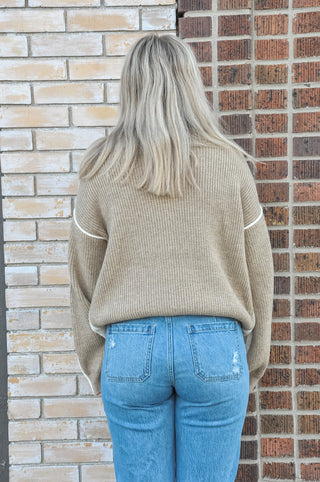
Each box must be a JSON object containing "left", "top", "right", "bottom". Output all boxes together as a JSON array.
[{"left": 79, "top": 32, "right": 258, "bottom": 197}]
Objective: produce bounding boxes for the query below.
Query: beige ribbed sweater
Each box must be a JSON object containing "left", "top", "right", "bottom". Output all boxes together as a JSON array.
[{"left": 68, "top": 141, "right": 274, "bottom": 396}]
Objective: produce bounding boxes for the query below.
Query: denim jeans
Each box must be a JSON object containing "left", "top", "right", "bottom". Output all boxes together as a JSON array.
[{"left": 100, "top": 315, "right": 250, "bottom": 482}]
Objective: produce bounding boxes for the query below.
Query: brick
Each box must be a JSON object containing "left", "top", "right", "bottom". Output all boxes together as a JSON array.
[
  {"left": 0, "top": 9, "right": 64, "bottom": 32},
  {"left": 255, "top": 65, "right": 288, "bottom": 84},
  {"left": 38, "top": 220, "right": 71, "bottom": 241},
  {"left": 295, "top": 279, "right": 320, "bottom": 296},
  {"left": 9, "top": 443, "right": 41, "bottom": 465},
  {"left": 31, "top": 33, "right": 102, "bottom": 56},
  {"left": 8, "top": 375, "right": 77, "bottom": 397},
  {"left": 263, "top": 206, "right": 289, "bottom": 226},
  {"left": 0, "top": 83, "right": 30, "bottom": 104},
  {"left": 293, "top": 0, "right": 320, "bottom": 5},
  {"left": 239, "top": 439, "right": 257, "bottom": 459},
  {"left": 40, "top": 265, "right": 69, "bottom": 285},
  {"left": 218, "top": 0, "right": 251, "bottom": 8},
  {"left": 273, "top": 253, "right": 290, "bottom": 274},
  {"left": 43, "top": 352, "right": 79, "bottom": 374},
  {"left": 293, "top": 12, "right": 320, "bottom": 34},
  {"left": 261, "top": 438, "right": 294, "bottom": 457},
  {"left": 67, "top": 8, "right": 139, "bottom": 32},
  {"left": 82, "top": 465, "right": 116, "bottom": 482},
  {"left": 296, "top": 300, "right": 320, "bottom": 318},
  {"left": 43, "top": 397, "right": 105, "bottom": 418},
  {"left": 293, "top": 113, "right": 320, "bottom": 133},
  {"left": 263, "top": 462, "right": 295, "bottom": 480},
  {"left": 261, "top": 415, "right": 293, "bottom": 434},
  {"left": 142, "top": 6, "right": 176, "bottom": 30},
  {"left": 298, "top": 415, "right": 320, "bottom": 434},
  {"left": 256, "top": 138, "right": 287, "bottom": 157},
  {"left": 269, "top": 230, "right": 289, "bottom": 249},
  {"left": 1, "top": 106, "right": 69, "bottom": 128},
  {"left": 6, "top": 287, "right": 69, "bottom": 308},
  {"left": 0, "top": 59, "right": 67, "bottom": 81},
  {"left": 297, "top": 391, "right": 320, "bottom": 410},
  {"left": 294, "top": 229, "right": 320, "bottom": 248},
  {"left": 218, "top": 90, "right": 251, "bottom": 111},
  {"left": 254, "top": 14, "right": 288, "bottom": 36},
  {"left": 9, "top": 466, "right": 78, "bottom": 482},
  {"left": 8, "top": 399, "right": 40, "bottom": 420},
  {"left": 41, "top": 309, "right": 71, "bottom": 329},
  {"left": 273, "top": 299, "right": 290, "bottom": 317},
  {"left": 295, "top": 322, "right": 320, "bottom": 341},
  {"left": 274, "top": 277, "right": 290, "bottom": 296},
  {"left": 256, "top": 164, "right": 288, "bottom": 183},
  {"left": 255, "top": 39, "right": 288, "bottom": 60},
  {"left": 0, "top": 129, "right": 32, "bottom": 151},
  {"left": 79, "top": 420, "right": 110, "bottom": 439},
  {"left": 30, "top": 0, "right": 100, "bottom": 4},
  {"left": 272, "top": 322, "right": 291, "bottom": 341},
  {"left": 199, "top": 66, "right": 212, "bottom": 86},
  {"left": 8, "top": 354, "right": 40, "bottom": 375},
  {"left": 270, "top": 345, "right": 291, "bottom": 364},
  {"left": 218, "top": 15, "right": 250, "bottom": 36},
  {"left": 69, "top": 58, "right": 123, "bottom": 80},
  {"left": 36, "top": 174, "right": 78, "bottom": 196},
  {"left": 255, "top": 0, "right": 288, "bottom": 8},
  {"left": 0, "top": 34, "right": 27, "bottom": 57},
  {"left": 255, "top": 113, "right": 288, "bottom": 133},
  {"left": 6, "top": 310, "right": 39, "bottom": 331},
  {"left": 294, "top": 182, "right": 320, "bottom": 202},
  {"left": 235, "top": 464, "right": 258, "bottom": 482},
  {"left": 293, "top": 62, "right": 320, "bottom": 83},
  {"left": 1, "top": 152, "right": 69, "bottom": 174},
  {"left": 293, "top": 138, "right": 320, "bottom": 157},
  {"left": 255, "top": 89, "right": 287, "bottom": 109},
  {"left": 293, "top": 88, "right": 320, "bottom": 109},
  {"left": 178, "top": 0, "right": 212, "bottom": 13},
  {"left": 293, "top": 206, "right": 320, "bottom": 225},
  {"left": 242, "top": 417, "right": 257, "bottom": 436},
  {"left": 296, "top": 369, "right": 320, "bottom": 386},
  {"left": 34, "top": 82, "right": 104, "bottom": 104},
  {"left": 218, "top": 39, "right": 251, "bottom": 61},
  {"left": 296, "top": 346, "right": 320, "bottom": 364},
  {"left": 5, "top": 266, "right": 38, "bottom": 286},
  {"left": 43, "top": 441, "right": 113, "bottom": 463},
  {"left": 178, "top": 17, "right": 211, "bottom": 39},
  {"left": 299, "top": 439, "right": 320, "bottom": 457},
  {"left": 295, "top": 37, "right": 320, "bottom": 59},
  {"left": 301, "top": 463, "right": 320, "bottom": 481},
  {"left": 36, "top": 128, "right": 105, "bottom": 150},
  {"left": 8, "top": 331, "right": 73, "bottom": 353},
  {"left": 260, "top": 391, "right": 292, "bottom": 410},
  {"left": 0, "top": 0, "right": 24, "bottom": 5},
  {"left": 218, "top": 64, "right": 251, "bottom": 85},
  {"left": 2, "top": 175, "right": 34, "bottom": 197},
  {"left": 105, "top": 32, "right": 155, "bottom": 57},
  {"left": 260, "top": 368, "right": 292, "bottom": 387},
  {"left": 2, "top": 197, "right": 71, "bottom": 219},
  {"left": 9, "top": 420, "right": 77, "bottom": 442},
  {"left": 187, "top": 41, "right": 212, "bottom": 62},
  {"left": 295, "top": 253, "right": 320, "bottom": 272},
  {"left": 72, "top": 105, "right": 119, "bottom": 126},
  {"left": 220, "top": 114, "right": 251, "bottom": 135}
]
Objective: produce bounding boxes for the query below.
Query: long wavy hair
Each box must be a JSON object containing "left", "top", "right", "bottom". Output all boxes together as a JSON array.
[{"left": 79, "top": 32, "right": 259, "bottom": 198}]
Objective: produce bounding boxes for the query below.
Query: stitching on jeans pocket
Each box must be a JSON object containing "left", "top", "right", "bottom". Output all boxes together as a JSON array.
[
  {"left": 104, "top": 324, "right": 156, "bottom": 382},
  {"left": 186, "top": 321, "right": 243, "bottom": 382}
]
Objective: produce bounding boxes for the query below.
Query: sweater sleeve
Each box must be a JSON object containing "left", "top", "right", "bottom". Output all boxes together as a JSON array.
[
  {"left": 241, "top": 161, "right": 274, "bottom": 392},
  {"left": 68, "top": 177, "right": 108, "bottom": 395}
]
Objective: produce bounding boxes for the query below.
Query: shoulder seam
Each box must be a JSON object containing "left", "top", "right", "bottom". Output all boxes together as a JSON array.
[
  {"left": 73, "top": 209, "right": 107, "bottom": 240},
  {"left": 244, "top": 205, "right": 263, "bottom": 230}
]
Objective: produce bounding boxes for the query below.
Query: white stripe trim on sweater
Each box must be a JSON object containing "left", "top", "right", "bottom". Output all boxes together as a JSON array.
[
  {"left": 73, "top": 209, "right": 106, "bottom": 240},
  {"left": 244, "top": 205, "right": 263, "bottom": 230}
]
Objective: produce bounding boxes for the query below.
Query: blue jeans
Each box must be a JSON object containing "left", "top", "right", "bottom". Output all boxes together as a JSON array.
[{"left": 100, "top": 315, "right": 250, "bottom": 482}]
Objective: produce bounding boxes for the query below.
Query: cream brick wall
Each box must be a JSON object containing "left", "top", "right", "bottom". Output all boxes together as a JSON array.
[{"left": 1, "top": 2, "right": 176, "bottom": 479}]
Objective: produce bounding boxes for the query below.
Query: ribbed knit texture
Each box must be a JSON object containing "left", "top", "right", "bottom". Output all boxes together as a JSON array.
[{"left": 68, "top": 142, "right": 274, "bottom": 395}]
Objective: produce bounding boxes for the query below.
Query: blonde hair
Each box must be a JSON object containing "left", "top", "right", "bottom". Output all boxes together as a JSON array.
[{"left": 79, "top": 32, "right": 260, "bottom": 198}]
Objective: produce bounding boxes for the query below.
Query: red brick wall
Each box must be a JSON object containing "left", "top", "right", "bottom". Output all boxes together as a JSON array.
[{"left": 178, "top": 1, "right": 320, "bottom": 480}]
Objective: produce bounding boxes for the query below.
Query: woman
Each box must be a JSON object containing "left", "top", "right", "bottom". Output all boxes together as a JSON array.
[{"left": 68, "top": 32, "right": 274, "bottom": 482}]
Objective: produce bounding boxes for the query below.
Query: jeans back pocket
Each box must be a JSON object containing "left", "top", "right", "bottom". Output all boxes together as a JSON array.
[
  {"left": 187, "top": 318, "right": 244, "bottom": 382},
  {"left": 104, "top": 323, "right": 156, "bottom": 382}
]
